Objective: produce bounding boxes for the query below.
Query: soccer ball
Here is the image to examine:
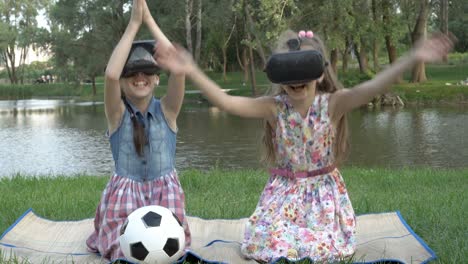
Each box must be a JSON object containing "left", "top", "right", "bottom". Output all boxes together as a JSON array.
[{"left": 119, "top": 205, "right": 186, "bottom": 264}]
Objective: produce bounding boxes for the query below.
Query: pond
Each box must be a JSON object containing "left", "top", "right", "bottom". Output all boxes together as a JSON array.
[{"left": 0, "top": 99, "right": 466, "bottom": 177}]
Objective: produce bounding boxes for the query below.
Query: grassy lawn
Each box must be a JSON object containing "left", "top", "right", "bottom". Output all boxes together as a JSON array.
[{"left": 0, "top": 167, "right": 467, "bottom": 263}]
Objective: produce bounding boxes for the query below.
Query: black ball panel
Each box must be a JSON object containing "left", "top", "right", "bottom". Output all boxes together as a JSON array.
[
  {"left": 163, "top": 238, "right": 180, "bottom": 257},
  {"left": 130, "top": 242, "right": 149, "bottom": 261},
  {"left": 142, "top": 211, "right": 162, "bottom": 227},
  {"left": 120, "top": 219, "right": 128, "bottom": 236}
]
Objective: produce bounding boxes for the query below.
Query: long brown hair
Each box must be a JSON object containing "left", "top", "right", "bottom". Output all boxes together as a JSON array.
[
  {"left": 122, "top": 96, "right": 147, "bottom": 156},
  {"left": 261, "top": 30, "right": 349, "bottom": 166}
]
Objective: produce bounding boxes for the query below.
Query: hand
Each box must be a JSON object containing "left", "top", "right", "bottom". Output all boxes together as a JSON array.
[
  {"left": 155, "top": 43, "right": 196, "bottom": 75},
  {"left": 142, "top": 0, "right": 152, "bottom": 24},
  {"left": 412, "top": 33, "right": 455, "bottom": 63},
  {"left": 129, "top": 0, "right": 144, "bottom": 26}
]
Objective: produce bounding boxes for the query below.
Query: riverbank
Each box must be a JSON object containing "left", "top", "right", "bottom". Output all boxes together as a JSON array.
[
  {"left": 1, "top": 63, "right": 468, "bottom": 105},
  {"left": 0, "top": 167, "right": 466, "bottom": 263}
]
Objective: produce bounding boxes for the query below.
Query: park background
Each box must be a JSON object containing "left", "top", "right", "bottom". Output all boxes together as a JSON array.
[{"left": 0, "top": 1, "right": 467, "bottom": 263}]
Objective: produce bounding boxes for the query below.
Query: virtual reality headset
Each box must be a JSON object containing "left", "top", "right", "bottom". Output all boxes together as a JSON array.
[
  {"left": 121, "top": 40, "right": 161, "bottom": 78},
  {"left": 264, "top": 49, "right": 326, "bottom": 85}
]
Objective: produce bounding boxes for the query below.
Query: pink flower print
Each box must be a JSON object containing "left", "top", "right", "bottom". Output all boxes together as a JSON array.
[
  {"left": 311, "top": 150, "right": 321, "bottom": 163},
  {"left": 299, "top": 229, "right": 316, "bottom": 243},
  {"left": 289, "top": 118, "right": 298, "bottom": 128},
  {"left": 250, "top": 215, "right": 258, "bottom": 224},
  {"left": 245, "top": 244, "right": 257, "bottom": 253},
  {"left": 296, "top": 218, "right": 307, "bottom": 228}
]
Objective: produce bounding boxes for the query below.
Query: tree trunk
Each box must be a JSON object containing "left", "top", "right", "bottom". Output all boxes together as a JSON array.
[
  {"left": 384, "top": 36, "right": 398, "bottom": 63},
  {"left": 222, "top": 18, "right": 237, "bottom": 83},
  {"left": 411, "top": 0, "right": 429, "bottom": 83},
  {"left": 372, "top": 41, "right": 379, "bottom": 72},
  {"left": 92, "top": 76, "right": 97, "bottom": 96},
  {"left": 330, "top": 49, "right": 339, "bottom": 75},
  {"left": 5, "top": 46, "right": 18, "bottom": 84},
  {"left": 243, "top": 3, "right": 257, "bottom": 94},
  {"left": 359, "top": 40, "right": 369, "bottom": 73},
  {"left": 244, "top": 4, "right": 267, "bottom": 68},
  {"left": 440, "top": 0, "right": 449, "bottom": 62},
  {"left": 354, "top": 41, "right": 369, "bottom": 74},
  {"left": 382, "top": 1, "right": 398, "bottom": 64},
  {"left": 185, "top": 0, "right": 193, "bottom": 54},
  {"left": 247, "top": 43, "right": 257, "bottom": 96},
  {"left": 385, "top": 35, "right": 402, "bottom": 83},
  {"left": 235, "top": 42, "right": 249, "bottom": 85},
  {"left": 371, "top": 0, "right": 379, "bottom": 72},
  {"left": 194, "top": 0, "right": 202, "bottom": 63},
  {"left": 242, "top": 48, "right": 249, "bottom": 85},
  {"left": 342, "top": 37, "right": 352, "bottom": 73},
  {"left": 19, "top": 46, "right": 28, "bottom": 84},
  {"left": 222, "top": 46, "right": 228, "bottom": 82}
]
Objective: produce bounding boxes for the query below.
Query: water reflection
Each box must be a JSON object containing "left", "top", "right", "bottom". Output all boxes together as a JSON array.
[
  {"left": 176, "top": 106, "right": 263, "bottom": 170},
  {"left": 0, "top": 99, "right": 466, "bottom": 177},
  {"left": 348, "top": 106, "right": 467, "bottom": 168},
  {"left": 0, "top": 100, "right": 111, "bottom": 177}
]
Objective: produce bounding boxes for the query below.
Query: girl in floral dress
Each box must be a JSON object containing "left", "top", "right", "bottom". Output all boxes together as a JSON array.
[{"left": 156, "top": 29, "right": 453, "bottom": 262}]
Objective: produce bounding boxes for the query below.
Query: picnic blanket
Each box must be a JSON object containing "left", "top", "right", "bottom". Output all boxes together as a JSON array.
[{"left": 0, "top": 209, "right": 436, "bottom": 263}]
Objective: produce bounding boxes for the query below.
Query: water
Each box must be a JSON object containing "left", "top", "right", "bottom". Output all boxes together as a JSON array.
[{"left": 0, "top": 99, "right": 466, "bottom": 177}]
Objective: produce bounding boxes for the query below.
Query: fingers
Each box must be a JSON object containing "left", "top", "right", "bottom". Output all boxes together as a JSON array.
[
  {"left": 432, "top": 32, "right": 455, "bottom": 52},
  {"left": 153, "top": 43, "right": 195, "bottom": 75},
  {"left": 130, "top": 0, "right": 144, "bottom": 23},
  {"left": 414, "top": 32, "right": 456, "bottom": 62},
  {"left": 142, "top": 0, "right": 151, "bottom": 21}
]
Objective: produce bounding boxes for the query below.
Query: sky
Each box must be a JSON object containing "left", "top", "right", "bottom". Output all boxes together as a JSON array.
[{"left": 37, "top": 9, "right": 49, "bottom": 30}]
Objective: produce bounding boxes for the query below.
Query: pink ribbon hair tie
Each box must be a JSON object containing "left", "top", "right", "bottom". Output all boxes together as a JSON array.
[{"left": 298, "top": 30, "right": 314, "bottom": 38}]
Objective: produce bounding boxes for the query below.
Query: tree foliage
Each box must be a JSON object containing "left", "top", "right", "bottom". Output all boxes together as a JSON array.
[
  {"left": 2, "top": 0, "right": 465, "bottom": 86},
  {"left": 0, "top": 0, "right": 50, "bottom": 84}
]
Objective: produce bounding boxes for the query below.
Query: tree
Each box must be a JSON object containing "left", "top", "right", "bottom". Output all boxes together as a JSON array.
[
  {"left": 49, "top": 0, "right": 128, "bottom": 94},
  {"left": 410, "top": 0, "right": 430, "bottom": 83},
  {"left": 233, "top": 0, "right": 298, "bottom": 94},
  {"left": 293, "top": 0, "right": 355, "bottom": 75},
  {"left": 382, "top": 0, "right": 401, "bottom": 64},
  {"left": 448, "top": 0, "right": 468, "bottom": 52},
  {"left": 203, "top": 0, "right": 238, "bottom": 81},
  {"left": 439, "top": 0, "right": 448, "bottom": 62},
  {"left": 184, "top": 0, "right": 202, "bottom": 62},
  {"left": 0, "top": 0, "right": 49, "bottom": 84}
]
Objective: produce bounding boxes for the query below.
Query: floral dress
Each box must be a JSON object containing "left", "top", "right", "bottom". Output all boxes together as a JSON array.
[{"left": 241, "top": 93, "right": 356, "bottom": 263}]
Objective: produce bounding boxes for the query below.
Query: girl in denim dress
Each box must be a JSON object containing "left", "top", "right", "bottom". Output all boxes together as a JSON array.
[
  {"left": 156, "top": 29, "right": 453, "bottom": 263},
  {"left": 86, "top": 0, "right": 190, "bottom": 261}
]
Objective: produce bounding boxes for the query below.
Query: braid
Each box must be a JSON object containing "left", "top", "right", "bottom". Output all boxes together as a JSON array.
[{"left": 122, "top": 97, "right": 147, "bottom": 156}]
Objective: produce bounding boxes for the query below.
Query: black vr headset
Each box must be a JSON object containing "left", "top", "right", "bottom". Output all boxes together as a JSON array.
[
  {"left": 121, "top": 40, "right": 161, "bottom": 78},
  {"left": 264, "top": 37, "right": 327, "bottom": 85}
]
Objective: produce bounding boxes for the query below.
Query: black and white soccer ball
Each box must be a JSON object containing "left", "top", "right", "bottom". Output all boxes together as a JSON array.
[{"left": 119, "top": 205, "right": 185, "bottom": 264}]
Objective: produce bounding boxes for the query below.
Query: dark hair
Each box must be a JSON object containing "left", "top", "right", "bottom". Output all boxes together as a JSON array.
[{"left": 122, "top": 96, "right": 147, "bottom": 156}]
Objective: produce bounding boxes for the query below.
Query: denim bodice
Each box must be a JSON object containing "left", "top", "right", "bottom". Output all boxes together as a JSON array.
[{"left": 109, "top": 97, "right": 176, "bottom": 181}]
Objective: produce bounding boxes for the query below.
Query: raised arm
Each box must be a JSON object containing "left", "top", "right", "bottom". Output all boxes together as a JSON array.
[
  {"left": 142, "top": 1, "right": 184, "bottom": 129},
  {"left": 104, "top": 0, "right": 144, "bottom": 132},
  {"left": 188, "top": 65, "right": 276, "bottom": 120},
  {"left": 156, "top": 46, "right": 276, "bottom": 121},
  {"left": 330, "top": 33, "right": 454, "bottom": 122}
]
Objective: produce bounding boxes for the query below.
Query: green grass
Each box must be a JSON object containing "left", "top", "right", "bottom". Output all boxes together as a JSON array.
[
  {"left": 1, "top": 63, "right": 468, "bottom": 104},
  {"left": 0, "top": 167, "right": 467, "bottom": 263}
]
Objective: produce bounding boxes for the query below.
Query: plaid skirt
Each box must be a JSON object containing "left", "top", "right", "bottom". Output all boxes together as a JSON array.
[{"left": 86, "top": 170, "right": 191, "bottom": 261}]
